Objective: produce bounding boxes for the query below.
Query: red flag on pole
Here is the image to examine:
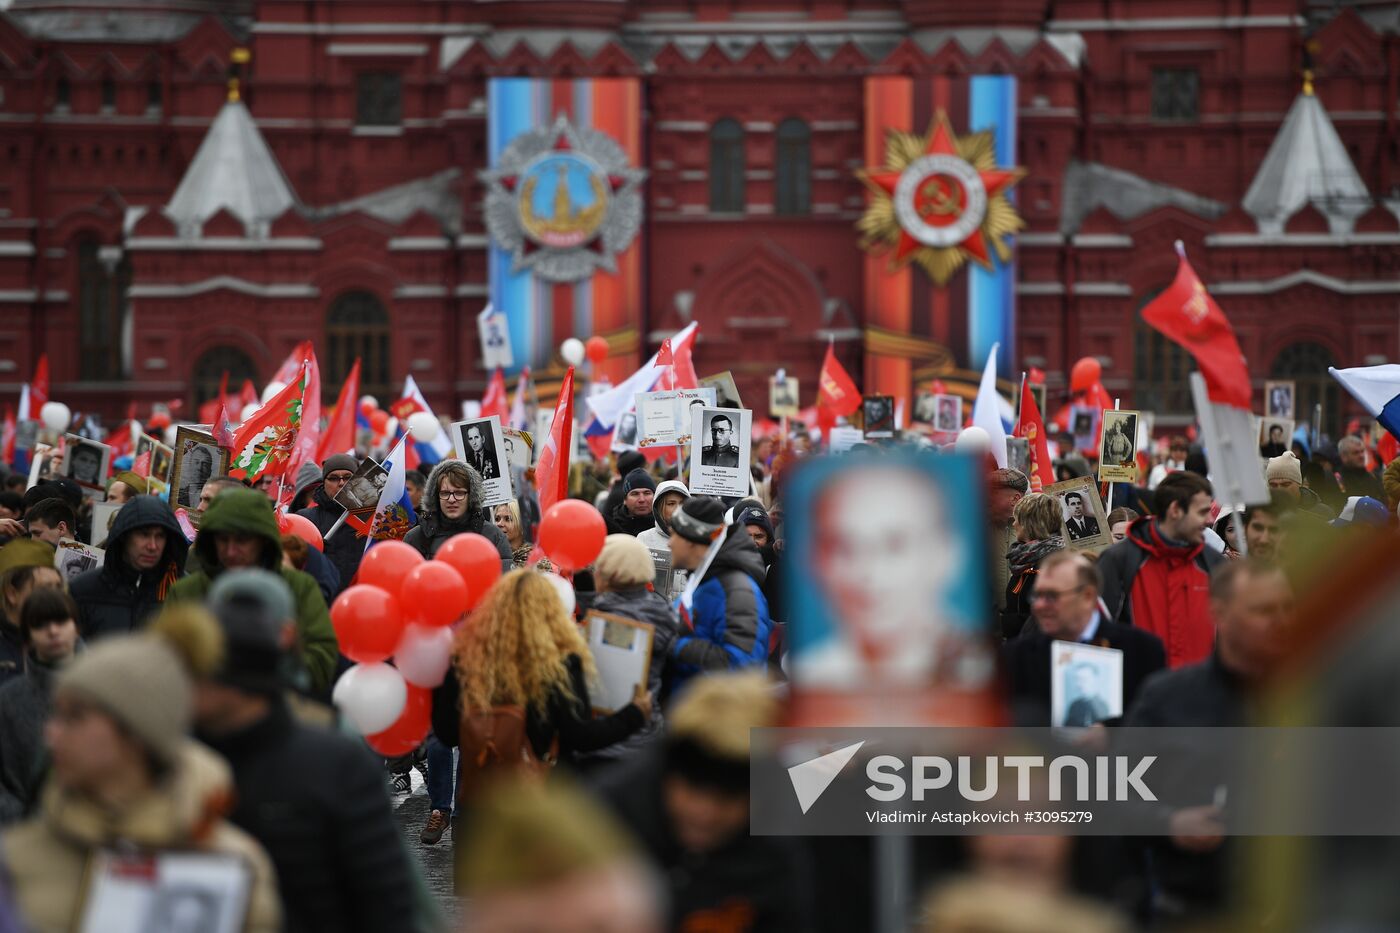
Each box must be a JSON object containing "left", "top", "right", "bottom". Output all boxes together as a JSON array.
[
  {"left": 656, "top": 339, "right": 674, "bottom": 367},
  {"left": 816, "top": 341, "right": 860, "bottom": 442},
  {"left": 1, "top": 405, "right": 14, "bottom": 466},
  {"left": 481, "top": 368, "right": 509, "bottom": 421},
  {"left": 317, "top": 358, "right": 361, "bottom": 461},
  {"left": 228, "top": 365, "right": 308, "bottom": 483},
  {"left": 29, "top": 355, "right": 49, "bottom": 409},
  {"left": 672, "top": 338, "right": 699, "bottom": 391},
  {"left": 239, "top": 379, "right": 258, "bottom": 409},
  {"left": 1141, "top": 244, "right": 1252, "bottom": 410},
  {"left": 1014, "top": 380, "right": 1054, "bottom": 492},
  {"left": 536, "top": 367, "right": 574, "bottom": 515}
]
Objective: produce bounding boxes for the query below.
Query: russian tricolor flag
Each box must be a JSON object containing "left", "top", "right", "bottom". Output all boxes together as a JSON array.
[{"left": 1330, "top": 364, "right": 1400, "bottom": 439}]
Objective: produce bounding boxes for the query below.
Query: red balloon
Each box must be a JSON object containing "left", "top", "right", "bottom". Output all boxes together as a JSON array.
[
  {"left": 402, "top": 561, "right": 469, "bottom": 628},
  {"left": 358, "top": 540, "right": 424, "bottom": 600},
  {"left": 330, "top": 585, "right": 404, "bottom": 664},
  {"left": 369, "top": 409, "right": 390, "bottom": 433},
  {"left": 279, "top": 512, "right": 324, "bottom": 551},
  {"left": 584, "top": 335, "right": 609, "bottom": 366},
  {"left": 434, "top": 534, "right": 503, "bottom": 609},
  {"left": 1070, "top": 356, "right": 1102, "bottom": 394},
  {"left": 364, "top": 685, "right": 432, "bottom": 756},
  {"left": 537, "top": 499, "right": 606, "bottom": 572},
  {"left": 359, "top": 399, "right": 377, "bottom": 418}
]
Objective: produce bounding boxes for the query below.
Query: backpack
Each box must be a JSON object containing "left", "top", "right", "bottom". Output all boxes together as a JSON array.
[{"left": 455, "top": 705, "right": 557, "bottom": 809}]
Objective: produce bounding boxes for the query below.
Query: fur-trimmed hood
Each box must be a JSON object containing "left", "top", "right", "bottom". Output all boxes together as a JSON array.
[{"left": 417, "top": 459, "right": 488, "bottom": 532}]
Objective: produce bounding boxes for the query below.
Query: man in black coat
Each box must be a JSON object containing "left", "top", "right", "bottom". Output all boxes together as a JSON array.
[
  {"left": 1123, "top": 559, "right": 1292, "bottom": 924},
  {"left": 1003, "top": 549, "right": 1165, "bottom": 727},
  {"left": 68, "top": 495, "right": 188, "bottom": 642},
  {"left": 193, "top": 569, "right": 416, "bottom": 933},
  {"left": 295, "top": 454, "right": 363, "bottom": 596}
]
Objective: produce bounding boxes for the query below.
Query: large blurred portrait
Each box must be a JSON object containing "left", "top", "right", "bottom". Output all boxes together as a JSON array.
[{"left": 783, "top": 453, "right": 994, "bottom": 722}]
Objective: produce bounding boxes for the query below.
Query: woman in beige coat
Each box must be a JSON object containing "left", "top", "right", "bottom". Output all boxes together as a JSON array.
[{"left": 1, "top": 606, "right": 281, "bottom": 932}]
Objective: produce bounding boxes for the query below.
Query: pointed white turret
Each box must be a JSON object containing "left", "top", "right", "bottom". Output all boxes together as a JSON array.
[{"left": 1242, "top": 82, "right": 1370, "bottom": 235}]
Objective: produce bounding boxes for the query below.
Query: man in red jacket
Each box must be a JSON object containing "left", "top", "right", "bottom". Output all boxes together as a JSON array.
[{"left": 1098, "top": 471, "right": 1223, "bottom": 668}]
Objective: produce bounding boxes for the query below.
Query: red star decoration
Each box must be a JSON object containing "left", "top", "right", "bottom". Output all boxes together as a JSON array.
[{"left": 866, "top": 114, "right": 1021, "bottom": 267}]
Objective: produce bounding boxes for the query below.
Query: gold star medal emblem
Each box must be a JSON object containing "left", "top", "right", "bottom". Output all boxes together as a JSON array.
[{"left": 857, "top": 110, "right": 1026, "bottom": 286}]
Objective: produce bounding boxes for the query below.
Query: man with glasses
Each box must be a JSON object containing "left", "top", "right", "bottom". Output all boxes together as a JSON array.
[
  {"left": 1002, "top": 550, "right": 1165, "bottom": 726},
  {"left": 294, "top": 454, "right": 364, "bottom": 598},
  {"left": 700, "top": 414, "right": 739, "bottom": 468}
]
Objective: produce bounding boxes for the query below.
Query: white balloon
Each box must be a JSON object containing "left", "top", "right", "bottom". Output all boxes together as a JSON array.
[
  {"left": 560, "top": 338, "right": 585, "bottom": 367},
  {"left": 394, "top": 624, "right": 454, "bottom": 689},
  {"left": 955, "top": 426, "right": 991, "bottom": 455},
  {"left": 260, "top": 381, "right": 287, "bottom": 404},
  {"left": 163, "top": 424, "right": 179, "bottom": 447},
  {"left": 39, "top": 401, "right": 71, "bottom": 433},
  {"left": 240, "top": 402, "right": 261, "bottom": 422},
  {"left": 541, "top": 571, "right": 576, "bottom": 617},
  {"left": 332, "top": 662, "right": 407, "bottom": 735},
  {"left": 358, "top": 395, "right": 379, "bottom": 412},
  {"left": 407, "top": 412, "right": 440, "bottom": 443}
]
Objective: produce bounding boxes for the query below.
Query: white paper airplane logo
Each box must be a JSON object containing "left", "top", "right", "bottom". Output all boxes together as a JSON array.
[{"left": 787, "top": 741, "right": 864, "bottom": 814}]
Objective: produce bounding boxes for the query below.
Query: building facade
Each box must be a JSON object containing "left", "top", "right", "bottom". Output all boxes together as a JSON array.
[{"left": 0, "top": 0, "right": 1396, "bottom": 431}]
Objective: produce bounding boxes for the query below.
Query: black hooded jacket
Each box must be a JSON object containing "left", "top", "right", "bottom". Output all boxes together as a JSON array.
[
  {"left": 606, "top": 500, "right": 656, "bottom": 537},
  {"left": 69, "top": 495, "right": 188, "bottom": 642},
  {"left": 296, "top": 485, "right": 363, "bottom": 597},
  {"left": 403, "top": 460, "right": 512, "bottom": 566}
]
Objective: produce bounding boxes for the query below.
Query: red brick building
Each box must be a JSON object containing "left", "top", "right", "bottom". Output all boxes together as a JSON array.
[{"left": 0, "top": 0, "right": 1396, "bottom": 432}]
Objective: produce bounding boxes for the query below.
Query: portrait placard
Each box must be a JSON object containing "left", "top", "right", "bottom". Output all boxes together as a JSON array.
[
  {"left": 63, "top": 434, "right": 112, "bottom": 497},
  {"left": 584, "top": 610, "right": 655, "bottom": 715},
  {"left": 1046, "top": 475, "right": 1111, "bottom": 553},
  {"left": 687, "top": 407, "right": 751, "bottom": 498},
  {"left": 636, "top": 387, "right": 716, "bottom": 449},
  {"left": 1050, "top": 640, "right": 1124, "bottom": 728},
  {"left": 77, "top": 849, "right": 254, "bottom": 933},
  {"left": 1258, "top": 417, "right": 1294, "bottom": 458},
  {"left": 450, "top": 415, "right": 512, "bottom": 508},
  {"left": 828, "top": 426, "right": 865, "bottom": 453},
  {"left": 171, "top": 427, "right": 230, "bottom": 511},
  {"left": 91, "top": 501, "right": 124, "bottom": 546},
  {"left": 1265, "top": 380, "right": 1295, "bottom": 420},
  {"left": 769, "top": 376, "right": 799, "bottom": 418},
  {"left": 54, "top": 538, "right": 104, "bottom": 584},
  {"left": 862, "top": 395, "right": 896, "bottom": 439},
  {"left": 1070, "top": 405, "right": 1100, "bottom": 452},
  {"left": 932, "top": 394, "right": 963, "bottom": 434},
  {"left": 27, "top": 443, "right": 56, "bottom": 488},
  {"left": 477, "top": 304, "right": 514, "bottom": 370},
  {"left": 501, "top": 427, "right": 533, "bottom": 478},
  {"left": 1097, "top": 410, "right": 1139, "bottom": 484},
  {"left": 698, "top": 371, "right": 743, "bottom": 410},
  {"left": 333, "top": 457, "right": 390, "bottom": 517}
]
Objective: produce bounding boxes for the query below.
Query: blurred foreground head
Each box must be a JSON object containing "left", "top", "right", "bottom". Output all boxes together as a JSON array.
[
  {"left": 458, "top": 779, "right": 661, "bottom": 933},
  {"left": 918, "top": 877, "right": 1127, "bottom": 933}
]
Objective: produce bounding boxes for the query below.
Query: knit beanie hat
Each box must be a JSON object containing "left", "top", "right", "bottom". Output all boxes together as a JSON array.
[
  {"left": 670, "top": 496, "right": 725, "bottom": 545},
  {"left": 1266, "top": 451, "right": 1303, "bottom": 485},
  {"left": 109, "top": 471, "right": 149, "bottom": 496},
  {"left": 322, "top": 454, "right": 359, "bottom": 480},
  {"left": 622, "top": 469, "right": 656, "bottom": 495},
  {"left": 207, "top": 569, "right": 294, "bottom": 695},
  {"left": 616, "top": 450, "right": 645, "bottom": 478},
  {"left": 735, "top": 504, "right": 774, "bottom": 541},
  {"left": 58, "top": 637, "right": 191, "bottom": 764},
  {"left": 594, "top": 534, "right": 656, "bottom": 589}
]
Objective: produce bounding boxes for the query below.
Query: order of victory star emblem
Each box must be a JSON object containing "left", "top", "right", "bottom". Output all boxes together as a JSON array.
[
  {"left": 480, "top": 115, "right": 647, "bottom": 284},
  {"left": 857, "top": 110, "right": 1026, "bottom": 286}
]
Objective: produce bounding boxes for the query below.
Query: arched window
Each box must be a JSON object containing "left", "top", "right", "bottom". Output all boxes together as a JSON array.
[
  {"left": 709, "top": 118, "right": 745, "bottom": 213},
  {"left": 1133, "top": 285, "right": 1195, "bottom": 415},
  {"left": 775, "top": 118, "right": 811, "bottom": 215},
  {"left": 327, "top": 291, "right": 391, "bottom": 401},
  {"left": 76, "top": 236, "right": 127, "bottom": 381},
  {"left": 192, "top": 345, "right": 257, "bottom": 411},
  {"left": 1271, "top": 341, "right": 1340, "bottom": 437}
]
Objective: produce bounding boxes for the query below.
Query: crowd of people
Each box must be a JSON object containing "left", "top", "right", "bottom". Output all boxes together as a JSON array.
[{"left": 0, "top": 403, "right": 1394, "bottom": 931}]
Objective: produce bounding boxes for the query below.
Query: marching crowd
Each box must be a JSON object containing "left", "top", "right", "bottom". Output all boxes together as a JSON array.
[{"left": 0, "top": 408, "right": 1394, "bottom": 932}]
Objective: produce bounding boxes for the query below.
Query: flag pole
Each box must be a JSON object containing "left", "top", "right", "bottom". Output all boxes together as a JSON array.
[{"left": 1105, "top": 396, "right": 1120, "bottom": 513}]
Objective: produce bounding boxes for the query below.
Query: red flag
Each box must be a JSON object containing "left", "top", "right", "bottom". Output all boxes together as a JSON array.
[
  {"left": 672, "top": 339, "right": 699, "bottom": 391},
  {"left": 1014, "top": 380, "right": 1054, "bottom": 492},
  {"left": 29, "top": 355, "right": 49, "bottom": 409},
  {"left": 282, "top": 347, "right": 321, "bottom": 482},
  {"left": 317, "top": 358, "right": 360, "bottom": 461},
  {"left": 212, "top": 402, "right": 235, "bottom": 449},
  {"left": 1379, "top": 430, "right": 1399, "bottom": 467},
  {"left": 271, "top": 341, "right": 311, "bottom": 387},
  {"left": 239, "top": 379, "right": 258, "bottom": 409},
  {"left": 656, "top": 339, "right": 674, "bottom": 367},
  {"left": 228, "top": 365, "right": 307, "bottom": 483},
  {"left": 481, "top": 368, "right": 509, "bottom": 421},
  {"left": 536, "top": 367, "right": 574, "bottom": 515},
  {"left": 1, "top": 405, "right": 13, "bottom": 466},
  {"left": 817, "top": 340, "right": 861, "bottom": 433},
  {"left": 1141, "top": 248, "right": 1251, "bottom": 410}
]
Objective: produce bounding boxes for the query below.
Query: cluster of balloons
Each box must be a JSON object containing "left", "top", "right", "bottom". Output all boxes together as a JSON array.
[
  {"left": 328, "top": 499, "right": 607, "bottom": 756},
  {"left": 356, "top": 395, "right": 443, "bottom": 447},
  {"left": 330, "top": 535, "right": 504, "bottom": 755},
  {"left": 559, "top": 336, "right": 609, "bottom": 368}
]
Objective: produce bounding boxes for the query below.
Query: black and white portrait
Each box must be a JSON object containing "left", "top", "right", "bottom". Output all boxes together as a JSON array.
[
  {"left": 769, "top": 376, "right": 799, "bottom": 417},
  {"left": 451, "top": 415, "right": 513, "bottom": 509},
  {"left": 1259, "top": 417, "right": 1293, "bottom": 458},
  {"left": 1047, "top": 473, "right": 1111, "bottom": 552},
  {"left": 699, "top": 372, "right": 742, "bottom": 411},
  {"left": 1265, "top": 380, "right": 1295, "bottom": 420},
  {"left": 1061, "top": 491, "right": 1100, "bottom": 541},
  {"left": 1097, "top": 410, "right": 1140, "bottom": 484},
  {"left": 63, "top": 435, "right": 112, "bottom": 492},
  {"left": 171, "top": 428, "right": 230, "bottom": 511},
  {"left": 863, "top": 395, "right": 895, "bottom": 439},
  {"left": 688, "top": 407, "right": 752, "bottom": 498},
  {"left": 1050, "top": 641, "right": 1124, "bottom": 728},
  {"left": 934, "top": 395, "right": 962, "bottom": 434},
  {"left": 151, "top": 443, "right": 174, "bottom": 486},
  {"left": 334, "top": 458, "right": 389, "bottom": 512},
  {"left": 912, "top": 392, "right": 938, "bottom": 426},
  {"left": 614, "top": 410, "right": 639, "bottom": 450}
]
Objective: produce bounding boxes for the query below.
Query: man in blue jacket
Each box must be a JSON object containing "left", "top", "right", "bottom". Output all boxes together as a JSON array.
[{"left": 666, "top": 496, "right": 771, "bottom": 687}]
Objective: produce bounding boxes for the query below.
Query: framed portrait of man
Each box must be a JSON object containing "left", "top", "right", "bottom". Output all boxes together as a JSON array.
[
  {"left": 688, "top": 407, "right": 752, "bottom": 498},
  {"left": 862, "top": 395, "right": 895, "bottom": 439},
  {"left": 911, "top": 392, "right": 938, "bottom": 427},
  {"left": 1050, "top": 640, "right": 1124, "bottom": 728},
  {"left": 1046, "top": 475, "right": 1111, "bottom": 553},
  {"left": 1264, "top": 380, "right": 1295, "bottom": 420},
  {"left": 333, "top": 458, "right": 390, "bottom": 520},
  {"left": 769, "top": 376, "right": 799, "bottom": 418},
  {"left": 1258, "top": 417, "right": 1293, "bottom": 458},
  {"left": 62, "top": 435, "right": 112, "bottom": 496},
  {"left": 698, "top": 371, "right": 743, "bottom": 410},
  {"left": 171, "top": 427, "right": 230, "bottom": 511},
  {"left": 932, "top": 395, "right": 962, "bottom": 435},
  {"left": 77, "top": 849, "right": 254, "bottom": 933},
  {"left": 450, "top": 415, "right": 513, "bottom": 508},
  {"left": 1097, "top": 410, "right": 1139, "bottom": 484}
]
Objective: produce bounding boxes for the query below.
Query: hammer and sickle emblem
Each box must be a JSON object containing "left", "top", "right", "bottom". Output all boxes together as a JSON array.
[{"left": 918, "top": 176, "right": 960, "bottom": 218}]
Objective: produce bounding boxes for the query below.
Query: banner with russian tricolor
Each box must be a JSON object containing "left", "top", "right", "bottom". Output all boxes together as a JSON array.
[
  {"left": 483, "top": 78, "right": 645, "bottom": 378},
  {"left": 859, "top": 75, "right": 1023, "bottom": 397}
]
